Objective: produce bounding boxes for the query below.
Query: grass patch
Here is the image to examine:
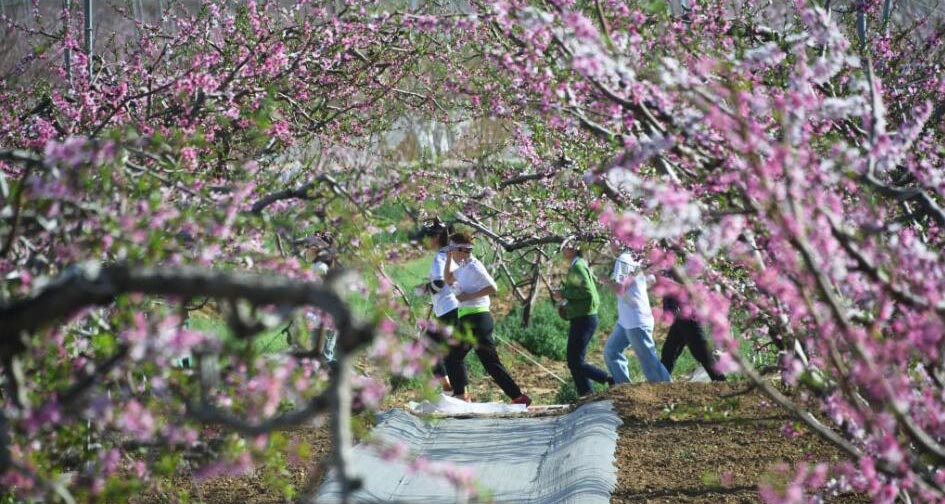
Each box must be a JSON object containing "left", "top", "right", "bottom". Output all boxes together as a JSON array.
[
  {"left": 494, "top": 276, "right": 621, "bottom": 359},
  {"left": 465, "top": 351, "right": 486, "bottom": 378},
  {"left": 555, "top": 378, "right": 611, "bottom": 404},
  {"left": 661, "top": 397, "right": 742, "bottom": 421},
  {"left": 555, "top": 382, "right": 580, "bottom": 404},
  {"left": 496, "top": 300, "right": 571, "bottom": 360},
  {"left": 349, "top": 255, "right": 432, "bottom": 321},
  {"left": 383, "top": 256, "right": 433, "bottom": 318},
  {"left": 178, "top": 256, "right": 435, "bottom": 359},
  {"left": 186, "top": 310, "right": 290, "bottom": 354}
]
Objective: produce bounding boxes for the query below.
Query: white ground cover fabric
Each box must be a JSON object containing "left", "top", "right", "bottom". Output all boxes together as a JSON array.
[
  {"left": 317, "top": 401, "right": 622, "bottom": 503},
  {"left": 689, "top": 367, "right": 711, "bottom": 382},
  {"left": 407, "top": 393, "right": 527, "bottom": 415}
]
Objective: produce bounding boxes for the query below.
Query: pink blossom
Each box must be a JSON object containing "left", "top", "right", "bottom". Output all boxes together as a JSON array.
[
  {"left": 353, "top": 375, "right": 387, "bottom": 410},
  {"left": 117, "top": 400, "right": 156, "bottom": 441},
  {"left": 179, "top": 147, "right": 198, "bottom": 169},
  {"left": 563, "top": 11, "right": 599, "bottom": 42}
]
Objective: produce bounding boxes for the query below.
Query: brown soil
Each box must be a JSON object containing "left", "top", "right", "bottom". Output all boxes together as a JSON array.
[
  {"left": 606, "top": 382, "right": 866, "bottom": 503},
  {"left": 137, "top": 425, "right": 332, "bottom": 504},
  {"left": 142, "top": 381, "right": 865, "bottom": 503}
]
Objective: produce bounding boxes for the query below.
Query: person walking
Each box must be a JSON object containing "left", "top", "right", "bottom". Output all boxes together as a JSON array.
[
  {"left": 660, "top": 294, "right": 727, "bottom": 381},
  {"left": 443, "top": 233, "right": 531, "bottom": 406},
  {"left": 305, "top": 260, "right": 337, "bottom": 364},
  {"left": 558, "top": 240, "right": 612, "bottom": 396},
  {"left": 603, "top": 248, "right": 671, "bottom": 383},
  {"left": 416, "top": 218, "right": 458, "bottom": 392},
  {"left": 297, "top": 233, "right": 338, "bottom": 363}
]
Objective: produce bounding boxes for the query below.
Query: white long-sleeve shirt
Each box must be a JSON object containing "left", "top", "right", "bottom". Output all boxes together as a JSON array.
[
  {"left": 429, "top": 247, "right": 459, "bottom": 317},
  {"left": 612, "top": 252, "right": 654, "bottom": 330}
]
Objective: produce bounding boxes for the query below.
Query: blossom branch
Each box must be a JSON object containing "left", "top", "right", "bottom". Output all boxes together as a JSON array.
[
  {"left": 0, "top": 263, "right": 372, "bottom": 354},
  {"left": 453, "top": 211, "right": 603, "bottom": 252},
  {"left": 185, "top": 394, "right": 330, "bottom": 437}
]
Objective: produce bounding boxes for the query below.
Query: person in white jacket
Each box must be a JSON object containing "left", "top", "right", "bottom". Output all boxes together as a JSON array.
[
  {"left": 416, "top": 218, "right": 459, "bottom": 392},
  {"left": 603, "top": 248, "right": 671, "bottom": 383}
]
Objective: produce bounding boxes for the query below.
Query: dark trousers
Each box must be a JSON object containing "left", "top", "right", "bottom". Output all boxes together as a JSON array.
[
  {"left": 660, "top": 318, "right": 726, "bottom": 381},
  {"left": 427, "top": 309, "right": 458, "bottom": 378},
  {"left": 567, "top": 314, "right": 610, "bottom": 396},
  {"left": 444, "top": 312, "right": 522, "bottom": 399}
]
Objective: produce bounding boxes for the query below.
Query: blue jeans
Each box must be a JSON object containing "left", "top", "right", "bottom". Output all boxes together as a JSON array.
[
  {"left": 604, "top": 325, "right": 671, "bottom": 383},
  {"left": 567, "top": 314, "right": 611, "bottom": 396}
]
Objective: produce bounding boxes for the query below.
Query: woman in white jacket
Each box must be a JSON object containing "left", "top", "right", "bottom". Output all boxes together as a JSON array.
[{"left": 418, "top": 219, "right": 459, "bottom": 392}]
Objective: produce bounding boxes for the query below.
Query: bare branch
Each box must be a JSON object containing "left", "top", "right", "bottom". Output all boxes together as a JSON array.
[
  {"left": 454, "top": 211, "right": 603, "bottom": 252},
  {"left": 327, "top": 341, "right": 358, "bottom": 503},
  {"left": 186, "top": 393, "right": 330, "bottom": 436},
  {"left": 59, "top": 345, "right": 129, "bottom": 411},
  {"left": 863, "top": 57, "right": 945, "bottom": 227},
  {"left": 250, "top": 179, "right": 322, "bottom": 214},
  {"left": 498, "top": 171, "right": 556, "bottom": 189},
  {"left": 0, "top": 149, "right": 44, "bottom": 167},
  {"left": 520, "top": 259, "right": 541, "bottom": 327},
  {"left": 0, "top": 407, "right": 10, "bottom": 474},
  {"left": 829, "top": 218, "right": 945, "bottom": 316},
  {"left": 0, "top": 262, "right": 373, "bottom": 354},
  {"left": 249, "top": 174, "right": 364, "bottom": 216}
]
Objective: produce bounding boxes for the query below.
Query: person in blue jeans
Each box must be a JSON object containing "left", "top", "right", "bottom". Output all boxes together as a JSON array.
[
  {"left": 557, "top": 241, "right": 612, "bottom": 396},
  {"left": 603, "top": 249, "right": 671, "bottom": 383}
]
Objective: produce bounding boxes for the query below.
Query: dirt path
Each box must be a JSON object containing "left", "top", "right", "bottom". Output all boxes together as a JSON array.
[
  {"left": 607, "top": 382, "right": 865, "bottom": 503},
  {"left": 151, "top": 381, "right": 865, "bottom": 503},
  {"left": 136, "top": 425, "right": 331, "bottom": 504}
]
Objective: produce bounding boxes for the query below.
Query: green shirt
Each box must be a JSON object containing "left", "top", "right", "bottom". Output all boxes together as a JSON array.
[{"left": 560, "top": 257, "right": 599, "bottom": 320}]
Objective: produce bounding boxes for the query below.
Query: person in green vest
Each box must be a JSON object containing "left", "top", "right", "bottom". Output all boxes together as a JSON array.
[{"left": 557, "top": 239, "right": 613, "bottom": 396}]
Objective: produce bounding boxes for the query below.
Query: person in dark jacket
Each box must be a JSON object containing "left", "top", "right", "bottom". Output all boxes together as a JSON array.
[{"left": 660, "top": 294, "right": 726, "bottom": 381}]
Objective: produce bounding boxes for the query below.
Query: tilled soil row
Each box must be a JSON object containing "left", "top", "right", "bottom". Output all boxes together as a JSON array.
[{"left": 607, "top": 382, "right": 867, "bottom": 503}]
